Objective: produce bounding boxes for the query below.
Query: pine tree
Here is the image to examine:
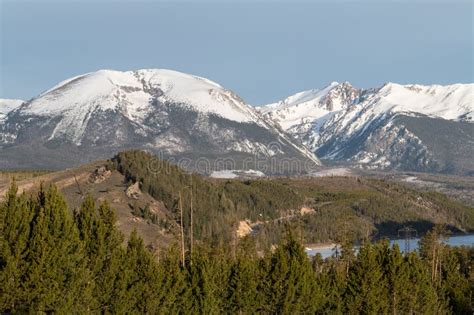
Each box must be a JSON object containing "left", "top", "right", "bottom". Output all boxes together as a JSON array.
[
  {"left": 187, "top": 246, "right": 223, "bottom": 314},
  {"left": 124, "top": 230, "right": 161, "bottom": 313},
  {"left": 385, "top": 243, "right": 412, "bottom": 314},
  {"left": 419, "top": 225, "right": 448, "bottom": 284},
  {"left": 260, "top": 231, "right": 318, "bottom": 314},
  {"left": 23, "top": 185, "right": 93, "bottom": 312},
  {"left": 2, "top": 171, "right": 473, "bottom": 314},
  {"left": 155, "top": 244, "right": 191, "bottom": 313},
  {"left": 440, "top": 248, "right": 471, "bottom": 313},
  {"left": 0, "top": 183, "right": 32, "bottom": 311},
  {"left": 225, "top": 240, "right": 261, "bottom": 314},
  {"left": 74, "top": 196, "right": 128, "bottom": 313},
  {"left": 404, "top": 252, "right": 445, "bottom": 313},
  {"left": 344, "top": 242, "right": 389, "bottom": 314},
  {"left": 314, "top": 259, "right": 346, "bottom": 313}
]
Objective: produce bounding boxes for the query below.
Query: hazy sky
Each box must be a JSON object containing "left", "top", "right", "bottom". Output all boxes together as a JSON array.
[{"left": 1, "top": 0, "right": 473, "bottom": 104}]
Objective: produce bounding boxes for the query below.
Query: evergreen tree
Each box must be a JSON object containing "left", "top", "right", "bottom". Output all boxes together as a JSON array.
[
  {"left": 155, "top": 244, "right": 191, "bottom": 313},
  {"left": 419, "top": 225, "right": 448, "bottom": 284},
  {"left": 187, "top": 246, "right": 224, "bottom": 314},
  {"left": 344, "top": 242, "right": 389, "bottom": 314},
  {"left": 0, "top": 183, "right": 32, "bottom": 311},
  {"left": 1, "top": 178, "right": 473, "bottom": 314},
  {"left": 226, "top": 244, "right": 261, "bottom": 314},
  {"left": 124, "top": 230, "right": 162, "bottom": 313},
  {"left": 23, "top": 185, "right": 93, "bottom": 312},
  {"left": 404, "top": 252, "right": 445, "bottom": 313},
  {"left": 260, "top": 231, "right": 318, "bottom": 314},
  {"left": 315, "top": 259, "right": 346, "bottom": 313},
  {"left": 440, "top": 248, "right": 471, "bottom": 313},
  {"left": 74, "top": 197, "right": 129, "bottom": 313},
  {"left": 385, "top": 244, "right": 413, "bottom": 314}
]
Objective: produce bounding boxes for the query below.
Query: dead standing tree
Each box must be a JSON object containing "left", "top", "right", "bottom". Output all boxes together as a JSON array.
[
  {"left": 189, "top": 175, "right": 194, "bottom": 263},
  {"left": 179, "top": 191, "right": 185, "bottom": 268}
]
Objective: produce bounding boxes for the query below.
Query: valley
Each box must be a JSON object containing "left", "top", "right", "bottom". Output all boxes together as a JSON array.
[
  {"left": 2, "top": 151, "right": 472, "bottom": 253},
  {"left": 1, "top": 1, "right": 472, "bottom": 312}
]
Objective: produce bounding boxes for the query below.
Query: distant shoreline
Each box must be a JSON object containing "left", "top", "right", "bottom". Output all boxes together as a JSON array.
[
  {"left": 304, "top": 243, "right": 337, "bottom": 250},
  {"left": 305, "top": 233, "right": 474, "bottom": 251}
]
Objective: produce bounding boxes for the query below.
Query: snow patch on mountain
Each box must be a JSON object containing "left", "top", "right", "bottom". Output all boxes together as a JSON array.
[
  {"left": 368, "top": 83, "right": 473, "bottom": 121},
  {"left": 210, "top": 169, "right": 265, "bottom": 179},
  {"left": 18, "top": 69, "right": 276, "bottom": 145},
  {"left": 25, "top": 69, "right": 262, "bottom": 125},
  {"left": 262, "top": 82, "right": 473, "bottom": 134},
  {"left": 0, "top": 99, "right": 24, "bottom": 121},
  {"left": 260, "top": 81, "right": 356, "bottom": 130},
  {"left": 260, "top": 81, "right": 473, "bottom": 172},
  {"left": 0, "top": 69, "right": 321, "bottom": 171},
  {"left": 261, "top": 82, "right": 473, "bottom": 147}
]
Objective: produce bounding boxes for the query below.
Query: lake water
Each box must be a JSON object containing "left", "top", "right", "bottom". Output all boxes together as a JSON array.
[{"left": 306, "top": 234, "right": 474, "bottom": 259}]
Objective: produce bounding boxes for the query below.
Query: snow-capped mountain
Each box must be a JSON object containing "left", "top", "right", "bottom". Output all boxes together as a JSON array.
[
  {"left": 0, "top": 69, "right": 319, "bottom": 172},
  {"left": 0, "top": 99, "right": 24, "bottom": 122},
  {"left": 261, "top": 82, "right": 474, "bottom": 174}
]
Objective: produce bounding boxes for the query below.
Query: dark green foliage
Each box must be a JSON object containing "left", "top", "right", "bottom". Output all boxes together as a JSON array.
[
  {"left": 112, "top": 151, "right": 474, "bottom": 247},
  {"left": 0, "top": 182, "right": 32, "bottom": 310},
  {"left": 74, "top": 196, "right": 129, "bottom": 312},
  {"left": 344, "top": 242, "right": 389, "bottom": 314},
  {"left": 123, "top": 230, "right": 163, "bottom": 313},
  {"left": 259, "top": 231, "right": 319, "bottom": 314},
  {"left": 1, "top": 183, "right": 473, "bottom": 313},
  {"left": 112, "top": 150, "right": 304, "bottom": 245},
  {"left": 0, "top": 185, "right": 92, "bottom": 312},
  {"left": 226, "top": 252, "right": 260, "bottom": 313}
]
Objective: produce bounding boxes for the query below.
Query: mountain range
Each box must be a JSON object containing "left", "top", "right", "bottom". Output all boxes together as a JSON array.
[
  {"left": 261, "top": 81, "right": 473, "bottom": 175},
  {"left": 0, "top": 69, "right": 318, "bottom": 173},
  {"left": 1, "top": 69, "right": 472, "bottom": 175}
]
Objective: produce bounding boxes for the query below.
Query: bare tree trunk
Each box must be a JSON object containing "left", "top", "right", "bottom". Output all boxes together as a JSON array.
[
  {"left": 179, "top": 191, "right": 185, "bottom": 268},
  {"left": 189, "top": 180, "right": 194, "bottom": 264},
  {"left": 392, "top": 293, "right": 397, "bottom": 315},
  {"left": 431, "top": 246, "right": 436, "bottom": 282},
  {"left": 231, "top": 223, "right": 237, "bottom": 260},
  {"left": 438, "top": 246, "right": 442, "bottom": 286}
]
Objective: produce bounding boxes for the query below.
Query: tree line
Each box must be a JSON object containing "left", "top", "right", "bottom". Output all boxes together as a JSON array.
[
  {"left": 1, "top": 182, "right": 472, "bottom": 313},
  {"left": 113, "top": 150, "right": 474, "bottom": 246}
]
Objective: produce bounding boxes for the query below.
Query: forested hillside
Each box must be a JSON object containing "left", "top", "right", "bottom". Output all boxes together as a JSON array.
[
  {"left": 113, "top": 151, "right": 474, "bottom": 246},
  {"left": 1, "top": 183, "right": 472, "bottom": 313}
]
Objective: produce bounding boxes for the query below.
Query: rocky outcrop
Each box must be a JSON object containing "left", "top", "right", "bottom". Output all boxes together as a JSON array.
[
  {"left": 126, "top": 182, "right": 142, "bottom": 200},
  {"left": 236, "top": 220, "right": 253, "bottom": 238},
  {"left": 89, "top": 166, "right": 112, "bottom": 184}
]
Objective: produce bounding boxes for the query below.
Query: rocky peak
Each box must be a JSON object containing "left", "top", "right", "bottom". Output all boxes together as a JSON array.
[{"left": 320, "top": 82, "right": 360, "bottom": 111}]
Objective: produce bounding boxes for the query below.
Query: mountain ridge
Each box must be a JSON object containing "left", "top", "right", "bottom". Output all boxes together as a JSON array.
[
  {"left": 1, "top": 70, "right": 472, "bottom": 174},
  {"left": 0, "top": 99, "right": 24, "bottom": 122},
  {"left": 0, "top": 69, "right": 320, "bottom": 172},
  {"left": 260, "top": 81, "right": 473, "bottom": 174}
]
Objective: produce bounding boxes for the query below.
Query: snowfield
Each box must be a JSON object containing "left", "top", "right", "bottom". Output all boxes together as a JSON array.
[
  {"left": 210, "top": 169, "right": 266, "bottom": 179},
  {"left": 310, "top": 168, "right": 352, "bottom": 177},
  {"left": 26, "top": 69, "right": 263, "bottom": 124},
  {"left": 260, "top": 81, "right": 473, "bottom": 170},
  {"left": 261, "top": 82, "right": 473, "bottom": 139},
  {"left": 2, "top": 70, "right": 471, "bottom": 173},
  {"left": 0, "top": 99, "right": 24, "bottom": 121},
  {"left": 0, "top": 68, "right": 321, "bottom": 171},
  {"left": 18, "top": 69, "right": 275, "bottom": 146}
]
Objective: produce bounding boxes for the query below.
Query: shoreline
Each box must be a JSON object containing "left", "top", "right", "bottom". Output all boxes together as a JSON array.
[
  {"left": 305, "top": 233, "right": 474, "bottom": 251},
  {"left": 304, "top": 243, "right": 337, "bottom": 250}
]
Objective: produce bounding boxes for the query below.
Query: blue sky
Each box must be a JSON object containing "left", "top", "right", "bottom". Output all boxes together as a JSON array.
[{"left": 1, "top": 0, "right": 472, "bottom": 105}]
